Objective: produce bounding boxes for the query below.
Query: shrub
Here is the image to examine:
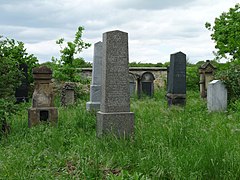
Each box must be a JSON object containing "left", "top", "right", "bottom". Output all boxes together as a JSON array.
[
  {"left": 215, "top": 60, "right": 240, "bottom": 102},
  {"left": 186, "top": 66, "right": 199, "bottom": 91}
]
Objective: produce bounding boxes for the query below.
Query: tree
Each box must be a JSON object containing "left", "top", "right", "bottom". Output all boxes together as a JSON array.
[
  {"left": 52, "top": 26, "right": 91, "bottom": 82},
  {"left": 0, "top": 36, "right": 38, "bottom": 138},
  {"left": 205, "top": 3, "right": 240, "bottom": 61}
]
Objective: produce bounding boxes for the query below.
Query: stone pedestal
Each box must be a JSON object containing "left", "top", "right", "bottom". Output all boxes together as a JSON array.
[
  {"left": 86, "top": 42, "right": 103, "bottom": 111},
  {"left": 96, "top": 30, "right": 134, "bottom": 138},
  {"left": 28, "top": 107, "right": 58, "bottom": 127},
  {"left": 97, "top": 112, "right": 134, "bottom": 137},
  {"left": 166, "top": 93, "right": 186, "bottom": 106},
  {"left": 28, "top": 66, "right": 58, "bottom": 127}
]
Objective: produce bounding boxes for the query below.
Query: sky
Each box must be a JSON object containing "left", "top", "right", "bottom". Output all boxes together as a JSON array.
[{"left": 0, "top": 0, "right": 239, "bottom": 64}]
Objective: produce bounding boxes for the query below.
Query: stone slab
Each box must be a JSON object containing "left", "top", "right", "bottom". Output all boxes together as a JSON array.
[
  {"left": 207, "top": 80, "right": 227, "bottom": 112},
  {"left": 97, "top": 111, "right": 134, "bottom": 138}
]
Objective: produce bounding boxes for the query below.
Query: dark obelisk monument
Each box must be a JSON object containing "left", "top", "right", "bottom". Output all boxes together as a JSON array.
[{"left": 167, "top": 52, "right": 186, "bottom": 106}]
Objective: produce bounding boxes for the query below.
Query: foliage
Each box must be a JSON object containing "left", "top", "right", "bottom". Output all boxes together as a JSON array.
[
  {"left": 186, "top": 65, "right": 199, "bottom": 91},
  {"left": 0, "top": 36, "right": 38, "bottom": 83},
  {"left": 0, "top": 36, "right": 38, "bottom": 138},
  {"left": 215, "top": 60, "right": 240, "bottom": 102},
  {"left": 52, "top": 26, "right": 91, "bottom": 82},
  {"left": 205, "top": 3, "right": 240, "bottom": 61},
  {"left": 1, "top": 90, "right": 240, "bottom": 178}
]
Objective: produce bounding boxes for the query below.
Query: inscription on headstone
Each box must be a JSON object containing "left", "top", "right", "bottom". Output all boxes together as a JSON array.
[
  {"left": 86, "top": 41, "right": 103, "bottom": 111},
  {"left": 167, "top": 52, "right": 186, "bottom": 106},
  {"left": 97, "top": 30, "right": 134, "bottom": 138},
  {"left": 207, "top": 80, "right": 227, "bottom": 112}
]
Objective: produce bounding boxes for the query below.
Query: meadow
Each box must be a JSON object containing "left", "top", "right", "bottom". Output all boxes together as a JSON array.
[{"left": 1, "top": 89, "right": 240, "bottom": 179}]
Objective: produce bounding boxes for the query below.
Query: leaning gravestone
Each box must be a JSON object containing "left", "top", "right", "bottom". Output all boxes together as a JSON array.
[
  {"left": 97, "top": 30, "right": 134, "bottom": 138},
  {"left": 86, "top": 41, "right": 103, "bottom": 111},
  {"left": 28, "top": 66, "right": 58, "bottom": 127},
  {"left": 15, "top": 63, "right": 29, "bottom": 103},
  {"left": 167, "top": 52, "right": 186, "bottom": 106},
  {"left": 61, "top": 82, "right": 75, "bottom": 106},
  {"left": 207, "top": 80, "right": 227, "bottom": 112}
]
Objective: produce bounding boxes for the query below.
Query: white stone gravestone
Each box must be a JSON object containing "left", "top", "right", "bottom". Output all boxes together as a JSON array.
[{"left": 207, "top": 80, "right": 227, "bottom": 112}]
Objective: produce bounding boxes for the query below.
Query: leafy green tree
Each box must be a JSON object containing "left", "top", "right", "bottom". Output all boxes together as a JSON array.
[
  {"left": 205, "top": 3, "right": 240, "bottom": 61},
  {"left": 52, "top": 26, "right": 91, "bottom": 82},
  {"left": 0, "top": 36, "right": 38, "bottom": 137}
]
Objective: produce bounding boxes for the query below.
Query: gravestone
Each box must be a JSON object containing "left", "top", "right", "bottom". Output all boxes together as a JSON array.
[
  {"left": 129, "top": 73, "right": 136, "bottom": 97},
  {"left": 28, "top": 66, "right": 58, "bottom": 127},
  {"left": 96, "top": 30, "right": 134, "bottom": 138},
  {"left": 207, "top": 80, "right": 227, "bottom": 112},
  {"left": 86, "top": 41, "right": 103, "bottom": 111},
  {"left": 199, "top": 60, "right": 217, "bottom": 98},
  {"left": 15, "top": 63, "right": 29, "bottom": 103},
  {"left": 167, "top": 52, "right": 186, "bottom": 106},
  {"left": 61, "top": 82, "right": 75, "bottom": 106},
  {"left": 140, "top": 72, "right": 155, "bottom": 97}
]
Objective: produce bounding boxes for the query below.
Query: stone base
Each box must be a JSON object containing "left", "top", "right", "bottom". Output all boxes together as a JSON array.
[
  {"left": 28, "top": 107, "right": 58, "bottom": 128},
  {"left": 86, "top": 101, "right": 100, "bottom": 111},
  {"left": 167, "top": 93, "right": 186, "bottom": 106},
  {"left": 96, "top": 111, "right": 134, "bottom": 138}
]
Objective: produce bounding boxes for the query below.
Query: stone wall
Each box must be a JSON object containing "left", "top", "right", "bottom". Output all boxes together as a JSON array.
[{"left": 78, "top": 67, "right": 167, "bottom": 89}]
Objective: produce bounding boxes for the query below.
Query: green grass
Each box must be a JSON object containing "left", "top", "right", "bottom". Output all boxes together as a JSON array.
[{"left": 1, "top": 89, "right": 240, "bottom": 179}]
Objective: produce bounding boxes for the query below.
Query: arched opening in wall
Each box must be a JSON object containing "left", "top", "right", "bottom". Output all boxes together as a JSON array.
[
  {"left": 140, "top": 72, "right": 155, "bottom": 97},
  {"left": 129, "top": 73, "right": 138, "bottom": 97}
]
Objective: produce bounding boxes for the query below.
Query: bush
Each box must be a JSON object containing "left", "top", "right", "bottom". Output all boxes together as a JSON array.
[
  {"left": 0, "top": 36, "right": 38, "bottom": 138},
  {"left": 215, "top": 60, "right": 240, "bottom": 102},
  {"left": 186, "top": 66, "right": 199, "bottom": 91}
]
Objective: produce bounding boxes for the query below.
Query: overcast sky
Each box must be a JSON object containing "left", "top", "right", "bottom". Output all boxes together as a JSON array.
[{"left": 0, "top": 0, "right": 239, "bottom": 64}]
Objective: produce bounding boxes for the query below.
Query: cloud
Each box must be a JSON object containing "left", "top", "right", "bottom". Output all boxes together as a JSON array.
[{"left": 1, "top": 0, "right": 239, "bottom": 64}]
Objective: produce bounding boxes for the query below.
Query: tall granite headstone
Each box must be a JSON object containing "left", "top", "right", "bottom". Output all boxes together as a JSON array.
[
  {"left": 86, "top": 41, "right": 103, "bottom": 111},
  {"left": 28, "top": 66, "right": 58, "bottom": 127},
  {"left": 207, "top": 80, "right": 227, "bottom": 112},
  {"left": 167, "top": 52, "right": 186, "bottom": 106},
  {"left": 15, "top": 63, "right": 29, "bottom": 103},
  {"left": 97, "top": 30, "right": 134, "bottom": 138}
]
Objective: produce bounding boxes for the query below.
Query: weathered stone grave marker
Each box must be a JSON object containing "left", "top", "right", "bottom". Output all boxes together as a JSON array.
[
  {"left": 86, "top": 41, "right": 103, "bottom": 111},
  {"left": 28, "top": 66, "right": 58, "bottom": 127},
  {"left": 96, "top": 30, "right": 134, "bottom": 138},
  {"left": 61, "top": 82, "right": 75, "bottom": 106},
  {"left": 199, "top": 60, "right": 216, "bottom": 98},
  {"left": 167, "top": 52, "right": 186, "bottom": 106},
  {"left": 207, "top": 80, "right": 227, "bottom": 112}
]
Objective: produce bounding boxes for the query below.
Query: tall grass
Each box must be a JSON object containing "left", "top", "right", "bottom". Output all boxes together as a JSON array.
[{"left": 1, "top": 89, "right": 240, "bottom": 179}]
